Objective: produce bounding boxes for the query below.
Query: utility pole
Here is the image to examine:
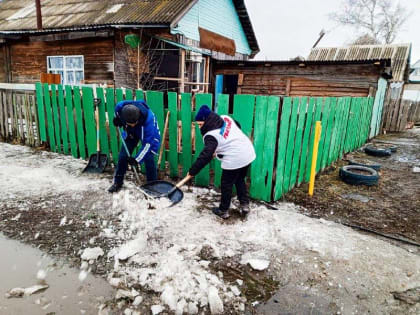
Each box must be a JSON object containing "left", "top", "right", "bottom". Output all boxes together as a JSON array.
[{"left": 312, "top": 29, "right": 326, "bottom": 49}]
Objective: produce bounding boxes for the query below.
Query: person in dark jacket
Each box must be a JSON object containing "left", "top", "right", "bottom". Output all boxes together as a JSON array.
[
  {"left": 188, "top": 105, "right": 256, "bottom": 218},
  {"left": 108, "top": 100, "right": 161, "bottom": 193}
]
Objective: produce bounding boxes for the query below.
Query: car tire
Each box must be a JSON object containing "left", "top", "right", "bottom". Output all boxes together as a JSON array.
[
  {"left": 348, "top": 160, "right": 381, "bottom": 171},
  {"left": 339, "top": 165, "right": 379, "bottom": 186},
  {"left": 364, "top": 146, "right": 392, "bottom": 157}
]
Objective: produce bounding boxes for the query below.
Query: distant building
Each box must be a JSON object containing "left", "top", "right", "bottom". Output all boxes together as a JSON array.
[{"left": 403, "top": 60, "right": 420, "bottom": 101}]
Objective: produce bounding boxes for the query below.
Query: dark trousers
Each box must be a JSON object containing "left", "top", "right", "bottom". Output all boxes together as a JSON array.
[
  {"left": 114, "top": 136, "right": 157, "bottom": 184},
  {"left": 220, "top": 164, "right": 250, "bottom": 211}
]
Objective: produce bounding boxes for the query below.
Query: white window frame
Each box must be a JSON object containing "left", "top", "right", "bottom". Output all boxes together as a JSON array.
[{"left": 47, "top": 55, "right": 85, "bottom": 85}]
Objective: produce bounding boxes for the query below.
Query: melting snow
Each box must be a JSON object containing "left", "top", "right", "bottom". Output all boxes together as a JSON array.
[{"left": 81, "top": 247, "right": 104, "bottom": 261}]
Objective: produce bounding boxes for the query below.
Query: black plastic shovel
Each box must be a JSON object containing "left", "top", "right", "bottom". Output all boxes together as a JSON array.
[
  {"left": 83, "top": 99, "right": 108, "bottom": 173},
  {"left": 141, "top": 175, "right": 192, "bottom": 206}
]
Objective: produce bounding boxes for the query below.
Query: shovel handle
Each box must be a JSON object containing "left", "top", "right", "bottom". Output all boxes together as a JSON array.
[
  {"left": 157, "top": 110, "right": 170, "bottom": 169},
  {"left": 176, "top": 174, "right": 192, "bottom": 188}
]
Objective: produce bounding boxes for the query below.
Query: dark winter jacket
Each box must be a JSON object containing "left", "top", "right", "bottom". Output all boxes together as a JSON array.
[
  {"left": 115, "top": 100, "right": 161, "bottom": 163},
  {"left": 189, "top": 112, "right": 224, "bottom": 176}
]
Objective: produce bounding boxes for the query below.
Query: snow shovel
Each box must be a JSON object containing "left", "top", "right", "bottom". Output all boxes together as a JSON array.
[
  {"left": 157, "top": 110, "right": 170, "bottom": 179},
  {"left": 119, "top": 128, "right": 155, "bottom": 199},
  {"left": 141, "top": 175, "right": 192, "bottom": 206},
  {"left": 83, "top": 99, "right": 108, "bottom": 173}
]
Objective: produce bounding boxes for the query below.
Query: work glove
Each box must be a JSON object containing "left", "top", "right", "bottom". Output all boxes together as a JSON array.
[
  {"left": 127, "top": 157, "right": 138, "bottom": 166},
  {"left": 113, "top": 116, "right": 124, "bottom": 127}
]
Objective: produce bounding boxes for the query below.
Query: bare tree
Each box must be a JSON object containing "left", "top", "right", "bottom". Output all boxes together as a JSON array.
[
  {"left": 350, "top": 33, "right": 380, "bottom": 45},
  {"left": 330, "top": 0, "right": 411, "bottom": 44}
]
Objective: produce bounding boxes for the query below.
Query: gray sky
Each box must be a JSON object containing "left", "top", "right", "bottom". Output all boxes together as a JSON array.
[{"left": 245, "top": 0, "right": 420, "bottom": 64}]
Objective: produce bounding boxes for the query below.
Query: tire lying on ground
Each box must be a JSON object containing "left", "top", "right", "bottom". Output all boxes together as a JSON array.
[
  {"left": 339, "top": 165, "right": 379, "bottom": 186},
  {"left": 348, "top": 160, "right": 381, "bottom": 171},
  {"left": 364, "top": 145, "right": 392, "bottom": 157}
]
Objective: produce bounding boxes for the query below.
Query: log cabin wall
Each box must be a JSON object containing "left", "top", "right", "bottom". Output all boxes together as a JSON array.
[
  {"left": 214, "top": 62, "right": 385, "bottom": 97},
  {"left": 0, "top": 45, "right": 7, "bottom": 82},
  {"left": 6, "top": 37, "right": 114, "bottom": 85}
]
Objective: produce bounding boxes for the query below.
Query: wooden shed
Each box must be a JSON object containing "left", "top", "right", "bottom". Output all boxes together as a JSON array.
[{"left": 213, "top": 59, "right": 391, "bottom": 98}]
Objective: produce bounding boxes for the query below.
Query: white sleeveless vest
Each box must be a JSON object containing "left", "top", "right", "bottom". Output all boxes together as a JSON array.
[{"left": 204, "top": 115, "right": 256, "bottom": 170}]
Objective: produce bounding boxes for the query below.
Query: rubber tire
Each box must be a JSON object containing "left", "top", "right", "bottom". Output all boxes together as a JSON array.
[
  {"left": 364, "top": 146, "right": 392, "bottom": 157},
  {"left": 339, "top": 165, "right": 379, "bottom": 186},
  {"left": 348, "top": 160, "right": 381, "bottom": 171},
  {"left": 388, "top": 145, "right": 398, "bottom": 153}
]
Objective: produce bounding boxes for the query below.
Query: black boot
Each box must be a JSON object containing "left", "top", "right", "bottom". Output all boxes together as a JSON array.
[
  {"left": 108, "top": 182, "right": 122, "bottom": 193},
  {"left": 212, "top": 207, "right": 230, "bottom": 219},
  {"left": 239, "top": 203, "right": 250, "bottom": 217}
]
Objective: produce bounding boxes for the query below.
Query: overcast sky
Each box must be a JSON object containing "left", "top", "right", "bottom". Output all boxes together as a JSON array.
[{"left": 245, "top": 0, "right": 420, "bottom": 64}]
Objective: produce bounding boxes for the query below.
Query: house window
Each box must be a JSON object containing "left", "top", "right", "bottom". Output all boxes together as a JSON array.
[{"left": 47, "top": 55, "right": 84, "bottom": 85}]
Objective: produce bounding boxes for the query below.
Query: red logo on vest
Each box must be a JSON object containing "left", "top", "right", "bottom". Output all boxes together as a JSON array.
[{"left": 222, "top": 117, "right": 232, "bottom": 139}]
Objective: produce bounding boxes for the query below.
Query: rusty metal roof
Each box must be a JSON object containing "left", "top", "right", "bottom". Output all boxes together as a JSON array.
[
  {"left": 308, "top": 44, "right": 412, "bottom": 82},
  {"left": 0, "top": 0, "right": 259, "bottom": 58},
  {"left": 0, "top": 0, "right": 194, "bottom": 30}
]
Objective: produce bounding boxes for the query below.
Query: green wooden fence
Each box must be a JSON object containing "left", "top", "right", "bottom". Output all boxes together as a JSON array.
[{"left": 35, "top": 83, "right": 378, "bottom": 202}]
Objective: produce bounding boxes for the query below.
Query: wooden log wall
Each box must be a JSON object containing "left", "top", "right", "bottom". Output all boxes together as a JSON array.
[
  {"left": 0, "top": 89, "right": 39, "bottom": 146},
  {"left": 0, "top": 45, "right": 7, "bottom": 82},
  {"left": 7, "top": 38, "right": 114, "bottom": 85},
  {"left": 214, "top": 63, "right": 383, "bottom": 97}
]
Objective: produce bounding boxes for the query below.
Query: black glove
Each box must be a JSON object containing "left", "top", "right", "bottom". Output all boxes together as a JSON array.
[
  {"left": 113, "top": 116, "right": 124, "bottom": 127},
  {"left": 127, "top": 157, "right": 138, "bottom": 166}
]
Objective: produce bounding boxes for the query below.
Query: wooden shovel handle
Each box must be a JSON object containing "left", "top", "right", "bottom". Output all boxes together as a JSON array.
[
  {"left": 157, "top": 111, "right": 170, "bottom": 169},
  {"left": 176, "top": 174, "right": 192, "bottom": 188}
]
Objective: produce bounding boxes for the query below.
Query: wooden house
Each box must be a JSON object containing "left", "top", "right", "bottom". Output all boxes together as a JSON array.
[{"left": 0, "top": 0, "right": 259, "bottom": 92}]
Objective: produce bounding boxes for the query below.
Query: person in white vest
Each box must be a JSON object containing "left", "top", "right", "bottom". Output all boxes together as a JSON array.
[{"left": 188, "top": 105, "right": 256, "bottom": 219}]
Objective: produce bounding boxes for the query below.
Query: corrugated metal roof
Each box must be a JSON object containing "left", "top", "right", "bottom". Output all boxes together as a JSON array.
[
  {"left": 308, "top": 44, "right": 411, "bottom": 82},
  {"left": 0, "top": 0, "right": 259, "bottom": 57},
  {"left": 0, "top": 0, "right": 193, "bottom": 30}
]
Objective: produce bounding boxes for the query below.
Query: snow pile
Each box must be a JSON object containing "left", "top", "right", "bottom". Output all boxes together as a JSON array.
[{"left": 0, "top": 143, "right": 108, "bottom": 200}]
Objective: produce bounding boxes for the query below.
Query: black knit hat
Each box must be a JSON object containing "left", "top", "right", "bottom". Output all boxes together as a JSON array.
[{"left": 121, "top": 104, "right": 141, "bottom": 123}]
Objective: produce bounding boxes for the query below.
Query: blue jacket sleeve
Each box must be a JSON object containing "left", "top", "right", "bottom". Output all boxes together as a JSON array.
[{"left": 134, "top": 111, "right": 160, "bottom": 164}]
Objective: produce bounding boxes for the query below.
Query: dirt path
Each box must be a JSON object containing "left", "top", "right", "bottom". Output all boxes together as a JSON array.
[{"left": 285, "top": 127, "right": 420, "bottom": 244}]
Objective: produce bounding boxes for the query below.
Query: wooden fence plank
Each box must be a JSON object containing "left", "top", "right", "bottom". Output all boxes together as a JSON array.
[
  {"left": 43, "top": 84, "right": 57, "bottom": 152},
  {"left": 327, "top": 97, "right": 343, "bottom": 164},
  {"left": 351, "top": 98, "right": 363, "bottom": 151},
  {"left": 95, "top": 87, "right": 110, "bottom": 158},
  {"left": 305, "top": 98, "right": 324, "bottom": 182},
  {"left": 320, "top": 97, "right": 336, "bottom": 170},
  {"left": 126, "top": 89, "right": 133, "bottom": 100},
  {"left": 181, "top": 93, "right": 192, "bottom": 176},
  {"left": 283, "top": 97, "right": 300, "bottom": 191},
  {"left": 51, "top": 85, "right": 62, "bottom": 152},
  {"left": 65, "top": 85, "right": 78, "bottom": 158},
  {"left": 194, "top": 93, "right": 213, "bottom": 186},
  {"left": 332, "top": 97, "right": 347, "bottom": 160},
  {"left": 17, "top": 95, "right": 25, "bottom": 144},
  {"left": 289, "top": 98, "right": 307, "bottom": 190},
  {"left": 274, "top": 97, "right": 292, "bottom": 200},
  {"left": 233, "top": 94, "right": 255, "bottom": 137},
  {"left": 298, "top": 97, "right": 315, "bottom": 185},
  {"left": 22, "top": 94, "right": 30, "bottom": 145},
  {"left": 250, "top": 96, "right": 268, "bottom": 199},
  {"left": 261, "top": 96, "right": 280, "bottom": 201},
  {"left": 35, "top": 83, "right": 47, "bottom": 142},
  {"left": 116, "top": 89, "right": 124, "bottom": 103},
  {"left": 214, "top": 94, "right": 229, "bottom": 188},
  {"left": 73, "top": 86, "right": 86, "bottom": 159},
  {"left": 316, "top": 98, "right": 330, "bottom": 172},
  {"left": 106, "top": 88, "right": 119, "bottom": 165},
  {"left": 146, "top": 91, "right": 165, "bottom": 169},
  {"left": 168, "top": 92, "right": 178, "bottom": 178},
  {"left": 344, "top": 98, "right": 356, "bottom": 153},
  {"left": 0, "top": 91, "right": 4, "bottom": 139},
  {"left": 57, "top": 85, "right": 69, "bottom": 154},
  {"left": 82, "top": 87, "right": 96, "bottom": 157}
]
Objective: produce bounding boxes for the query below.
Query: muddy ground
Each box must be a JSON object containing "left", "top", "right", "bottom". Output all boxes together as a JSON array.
[{"left": 285, "top": 127, "right": 420, "bottom": 245}]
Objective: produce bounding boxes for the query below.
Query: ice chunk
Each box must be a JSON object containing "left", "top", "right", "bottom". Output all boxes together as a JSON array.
[
  {"left": 161, "top": 285, "right": 177, "bottom": 310},
  {"left": 81, "top": 247, "right": 104, "bottom": 260},
  {"left": 208, "top": 286, "right": 223, "bottom": 314},
  {"left": 151, "top": 305, "right": 164, "bottom": 314},
  {"left": 117, "top": 238, "right": 146, "bottom": 260}
]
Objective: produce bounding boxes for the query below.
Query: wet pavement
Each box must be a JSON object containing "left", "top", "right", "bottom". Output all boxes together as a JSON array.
[{"left": 0, "top": 233, "right": 114, "bottom": 315}]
